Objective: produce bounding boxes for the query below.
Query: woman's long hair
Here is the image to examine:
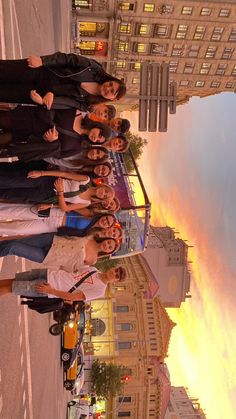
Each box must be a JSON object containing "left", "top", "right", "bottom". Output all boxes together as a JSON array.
[
  {"left": 95, "top": 236, "right": 120, "bottom": 257},
  {"left": 57, "top": 212, "right": 117, "bottom": 237},
  {"left": 69, "top": 146, "right": 109, "bottom": 167},
  {"left": 80, "top": 115, "right": 112, "bottom": 142}
]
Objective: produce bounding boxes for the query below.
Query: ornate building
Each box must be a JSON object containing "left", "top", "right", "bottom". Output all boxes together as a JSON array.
[
  {"left": 73, "top": 0, "right": 236, "bottom": 108},
  {"left": 89, "top": 254, "right": 176, "bottom": 418},
  {"left": 143, "top": 226, "right": 192, "bottom": 307},
  {"left": 165, "top": 387, "right": 207, "bottom": 419}
]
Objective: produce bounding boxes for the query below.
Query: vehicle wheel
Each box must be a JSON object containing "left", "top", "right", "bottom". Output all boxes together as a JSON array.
[
  {"left": 61, "top": 350, "right": 71, "bottom": 362},
  {"left": 68, "top": 400, "right": 76, "bottom": 407},
  {"left": 64, "top": 381, "right": 74, "bottom": 391},
  {"left": 49, "top": 323, "right": 63, "bottom": 336}
]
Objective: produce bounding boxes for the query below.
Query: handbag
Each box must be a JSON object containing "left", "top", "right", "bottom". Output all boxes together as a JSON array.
[{"left": 20, "top": 269, "right": 97, "bottom": 314}]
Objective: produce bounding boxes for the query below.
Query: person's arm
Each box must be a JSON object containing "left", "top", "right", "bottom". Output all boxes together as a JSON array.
[
  {"left": 27, "top": 52, "right": 93, "bottom": 69},
  {"left": 27, "top": 170, "right": 89, "bottom": 182},
  {"left": 54, "top": 178, "right": 90, "bottom": 212},
  {"left": 34, "top": 283, "right": 85, "bottom": 301}
]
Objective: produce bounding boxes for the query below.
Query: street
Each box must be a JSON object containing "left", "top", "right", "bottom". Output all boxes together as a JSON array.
[{"left": 0, "top": 1, "right": 72, "bottom": 418}]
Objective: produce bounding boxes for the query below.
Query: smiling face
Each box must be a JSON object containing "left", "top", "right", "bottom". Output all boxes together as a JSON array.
[
  {"left": 100, "top": 81, "right": 120, "bottom": 100},
  {"left": 109, "top": 118, "right": 122, "bottom": 132},
  {"left": 99, "top": 226, "right": 122, "bottom": 239},
  {"left": 109, "top": 137, "right": 125, "bottom": 152},
  {"left": 88, "top": 128, "right": 105, "bottom": 144},
  {"left": 92, "top": 104, "right": 110, "bottom": 120},
  {"left": 95, "top": 185, "right": 114, "bottom": 201},
  {"left": 100, "top": 238, "right": 117, "bottom": 254},
  {"left": 94, "top": 164, "right": 110, "bottom": 177},
  {"left": 87, "top": 148, "right": 105, "bottom": 161},
  {"left": 97, "top": 215, "right": 115, "bottom": 229}
]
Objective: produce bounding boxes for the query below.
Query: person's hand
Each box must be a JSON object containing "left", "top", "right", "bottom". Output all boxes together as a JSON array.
[
  {"left": 30, "top": 90, "right": 43, "bottom": 105},
  {"left": 42, "top": 92, "right": 54, "bottom": 110},
  {"left": 36, "top": 203, "right": 52, "bottom": 211},
  {"left": 27, "top": 170, "right": 43, "bottom": 178},
  {"left": 54, "top": 178, "right": 64, "bottom": 193},
  {"left": 35, "top": 282, "right": 52, "bottom": 294},
  {"left": 43, "top": 126, "right": 58, "bottom": 142},
  {"left": 27, "top": 55, "right": 43, "bottom": 68}
]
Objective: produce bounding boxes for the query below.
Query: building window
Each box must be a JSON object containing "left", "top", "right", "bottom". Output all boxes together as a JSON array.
[
  {"left": 143, "top": 3, "right": 154, "bottom": 12},
  {"left": 134, "top": 42, "right": 147, "bottom": 53},
  {"left": 194, "top": 25, "right": 205, "bottom": 40},
  {"left": 176, "top": 24, "right": 188, "bottom": 39},
  {"left": 117, "top": 323, "right": 133, "bottom": 331},
  {"left": 119, "top": 2, "right": 134, "bottom": 11},
  {"left": 226, "top": 82, "right": 234, "bottom": 89},
  {"left": 232, "top": 65, "right": 236, "bottom": 75},
  {"left": 116, "top": 61, "right": 126, "bottom": 69},
  {"left": 154, "top": 24, "right": 169, "bottom": 38},
  {"left": 118, "top": 413, "right": 131, "bottom": 417},
  {"left": 195, "top": 81, "right": 205, "bottom": 87},
  {"left": 200, "top": 7, "right": 211, "bottom": 16},
  {"left": 211, "top": 27, "right": 224, "bottom": 41},
  {"left": 219, "top": 9, "right": 230, "bottom": 17},
  {"left": 132, "top": 77, "right": 139, "bottom": 84},
  {"left": 211, "top": 81, "right": 220, "bottom": 88},
  {"left": 76, "top": 0, "right": 89, "bottom": 7},
  {"left": 161, "top": 5, "right": 173, "bottom": 14},
  {"left": 184, "top": 63, "right": 194, "bottom": 74},
  {"left": 151, "top": 43, "right": 167, "bottom": 55},
  {"left": 205, "top": 46, "right": 217, "bottom": 59},
  {"left": 119, "top": 23, "right": 131, "bottom": 33},
  {"left": 169, "top": 61, "right": 178, "bottom": 73},
  {"left": 118, "top": 41, "right": 129, "bottom": 52},
  {"left": 181, "top": 6, "right": 193, "bottom": 15},
  {"left": 216, "top": 63, "right": 227, "bottom": 75},
  {"left": 116, "top": 306, "right": 129, "bottom": 312},
  {"left": 222, "top": 47, "right": 234, "bottom": 60},
  {"left": 180, "top": 80, "right": 189, "bottom": 87},
  {"left": 229, "top": 29, "right": 236, "bottom": 42},
  {"left": 118, "top": 342, "right": 132, "bottom": 350},
  {"left": 137, "top": 23, "right": 150, "bottom": 35},
  {"left": 118, "top": 396, "right": 132, "bottom": 403},
  {"left": 188, "top": 45, "right": 200, "bottom": 58},
  {"left": 132, "top": 62, "right": 141, "bottom": 71},
  {"left": 200, "top": 62, "right": 211, "bottom": 74}
]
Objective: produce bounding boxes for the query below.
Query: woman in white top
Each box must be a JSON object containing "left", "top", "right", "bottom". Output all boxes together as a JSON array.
[{"left": 0, "top": 176, "right": 115, "bottom": 236}]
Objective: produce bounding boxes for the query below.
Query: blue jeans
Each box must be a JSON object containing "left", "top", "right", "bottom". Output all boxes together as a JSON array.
[{"left": 0, "top": 233, "right": 54, "bottom": 263}]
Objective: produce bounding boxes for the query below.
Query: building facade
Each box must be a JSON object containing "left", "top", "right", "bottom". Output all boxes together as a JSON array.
[
  {"left": 89, "top": 255, "right": 176, "bottom": 418},
  {"left": 73, "top": 0, "right": 236, "bottom": 108},
  {"left": 143, "top": 226, "right": 192, "bottom": 307},
  {"left": 165, "top": 386, "right": 206, "bottom": 419}
]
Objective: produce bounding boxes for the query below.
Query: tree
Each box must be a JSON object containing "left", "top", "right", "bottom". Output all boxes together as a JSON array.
[
  {"left": 123, "top": 131, "right": 148, "bottom": 172},
  {"left": 91, "top": 359, "right": 127, "bottom": 399},
  {"left": 95, "top": 257, "right": 121, "bottom": 272}
]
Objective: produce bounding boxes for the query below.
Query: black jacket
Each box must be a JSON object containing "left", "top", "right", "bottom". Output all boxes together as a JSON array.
[{"left": 41, "top": 52, "right": 118, "bottom": 110}]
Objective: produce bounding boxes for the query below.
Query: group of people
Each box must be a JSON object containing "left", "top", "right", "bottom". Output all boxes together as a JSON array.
[{"left": 0, "top": 51, "right": 131, "bottom": 302}]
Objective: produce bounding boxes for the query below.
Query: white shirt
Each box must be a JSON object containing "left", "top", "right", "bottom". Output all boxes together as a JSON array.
[{"left": 47, "top": 266, "right": 106, "bottom": 301}]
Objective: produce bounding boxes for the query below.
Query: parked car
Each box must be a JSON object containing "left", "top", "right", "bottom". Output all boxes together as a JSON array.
[
  {"left": 61, "top": 307, "right": 85, "bottom": 369},
  {"left": 64, "top": 345, "right": 84, "bottom": 391}
]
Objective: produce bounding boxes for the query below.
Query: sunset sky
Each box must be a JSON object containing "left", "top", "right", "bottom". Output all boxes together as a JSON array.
[{"left": 123, "top": 93, "right": 236, "bottom": 419}]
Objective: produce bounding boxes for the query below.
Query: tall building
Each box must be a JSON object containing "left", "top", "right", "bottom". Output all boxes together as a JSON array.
[
  {"left": 89, "top": 256, "right": 176, "bottom": 418},
  {"left": 143, "top": 226, "right": 192, "bottom": 307},
  {"left": 165, "top": 386, "right": 207, "bottom": 419},
  {"left": 74, "top": 0, "right": 236, "bottom": 108}
]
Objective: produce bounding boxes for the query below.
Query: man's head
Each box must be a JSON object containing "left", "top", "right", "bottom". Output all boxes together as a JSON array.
[
  {"left": 109, "top": 118, "right": 131, "bottom": 134},
  {"left": 103, "top": 266, "right": 127, "bottom": 284},
  {"left": 100, "top": 79, "right": 126, "bottom": 101},
  {"left": 106, "top": 135, "right": 130, "bottom": 153}
]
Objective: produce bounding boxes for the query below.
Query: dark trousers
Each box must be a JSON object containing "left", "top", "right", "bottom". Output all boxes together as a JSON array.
[
  {"left": 0, "top": 59, "right": 52, "bottom": 103},
  {"left": 0, "top": 233, "right": 54, "bottom": 263}
]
